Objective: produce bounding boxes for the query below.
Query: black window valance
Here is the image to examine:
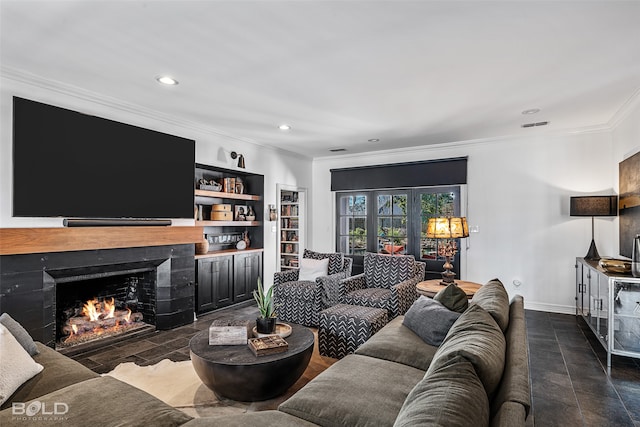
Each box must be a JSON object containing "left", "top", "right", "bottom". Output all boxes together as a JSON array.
[{"left": 330, "top": 157, "right": 467, "bottom": 191}]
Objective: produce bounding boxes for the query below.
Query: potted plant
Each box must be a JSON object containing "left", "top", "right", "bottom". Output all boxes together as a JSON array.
[{"left": 253, "top": 277, "right": 277, "bottom": 334}]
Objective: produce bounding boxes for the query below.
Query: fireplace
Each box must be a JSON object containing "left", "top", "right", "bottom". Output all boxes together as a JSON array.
[
  {"left": 53, "top": 263, "right": 162, "bottom": 351},
  {"left": 0, "top": 244, "right": 195, "bottom": 349}
]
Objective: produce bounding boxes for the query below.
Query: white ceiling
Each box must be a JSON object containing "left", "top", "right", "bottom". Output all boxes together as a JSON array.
[{"left": 2, "top": 0, "right": 640, "bottom": 158}]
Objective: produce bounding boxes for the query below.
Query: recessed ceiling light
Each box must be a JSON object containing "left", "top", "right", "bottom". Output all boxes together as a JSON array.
[
  {"left": 156, "top": 75, "right": 179, "bottom": 85},
  {"left": 521, "top": 108, "right": 540, "bottom": 115},
  {"left": 368, "top": 138, "right": 380, "bottom": 143},
  {"left": 278, "top": 124, "right": 291, "bottom": 131}
]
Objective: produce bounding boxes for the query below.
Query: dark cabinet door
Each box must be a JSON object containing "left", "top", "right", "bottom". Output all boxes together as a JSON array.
[
  {"left": 196, "top": 256, "right": 233, "bottom": 313},
  {"left": 234, "top": 252, "right": 263, "bottom": 302}
]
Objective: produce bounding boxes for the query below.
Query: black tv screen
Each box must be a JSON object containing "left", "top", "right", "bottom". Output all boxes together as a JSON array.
[{"left": 13, "top": 97, "right": 195, "bottom": 219}]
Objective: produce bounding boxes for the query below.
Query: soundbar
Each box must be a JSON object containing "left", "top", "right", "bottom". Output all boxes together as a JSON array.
[{"left": 63, "top": 219, "right": 172, "bottom": 227}]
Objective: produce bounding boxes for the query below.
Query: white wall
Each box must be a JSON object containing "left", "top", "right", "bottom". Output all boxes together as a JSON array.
[
  {"left": 311, "top": 130, "right": 617, "bottom": 314},
  {"left": 0, "top": 74, "right": 313, "bottom": 284}
]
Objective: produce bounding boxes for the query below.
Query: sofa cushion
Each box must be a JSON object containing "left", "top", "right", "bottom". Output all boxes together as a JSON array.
[
  {"left": 491, "top": 296, "right": 531, "bottom": 420},
  {"left": 471, "top": 278, "right": 510, "bottom": 332},
  {"left": 364, "top": 253, "right": 414, "bottom": 289},
  {"left": 403, "top": 296, "right": 460, "bottom": 346},
  {"left": 298, "top": 257, "right": 329, "bottom": 281},
  {"left": 1, "top": 342, "right": 99, "bottom": 410},
  {"left": 183, "top": 410, "right": 319, "bottom": 427},
  {"left": 0, "top": 324, "right": 44, "bottom": 406},
  {"left": 433, "top": 283, "right": 469, "bottom": 313},
  {"left": 0, "top": 313, "right": 38, "bottom": 356},
  {"left": 355, "top": 316, "right": 438, "bottom": 371},
  {"left": 0, "top": 376, "right": 192, "bottom": 427},
  {"left": 394, "top": 355, "right": 490, "bottom": 427},
  {"left": 427, "top": 303, "right": 506, "bottom": 397},
  {"left": 279, "top": 354, "right": 424, "bottom": 427},
  {"left": 303, "top": 249, "right": 344, "bottom": 275}
]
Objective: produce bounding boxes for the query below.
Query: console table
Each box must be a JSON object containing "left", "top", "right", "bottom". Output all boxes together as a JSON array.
[{"left": 576, "top": 257, "right": 640, "bottom": 369}]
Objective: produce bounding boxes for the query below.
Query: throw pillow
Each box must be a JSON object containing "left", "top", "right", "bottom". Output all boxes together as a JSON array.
[
  {"left": 426, "top": 303, "right": 506, "bottom": 397},
  {"left": 0, "top": 323, "right": 44, "bottom": 405},
  {"left": 470, "top": 278, "right": 510, "bottom": 332},
  {"left": 403, "top": 296, "right": 461, "bottom": 346},
  {"left": 303, "top": 249, "right": 344, "bottom": 275},
  {"left": 0, "top": 313, "right": 38, "bottom": 356},
  {"left": 433, "top": 284, "right": 469, "bottom": 313},
  {"left": 394, "top": 355, "right": 490, "bottom": 427},
  {"left": 298, "top": 257, "right": 330, "bottom": 281}
]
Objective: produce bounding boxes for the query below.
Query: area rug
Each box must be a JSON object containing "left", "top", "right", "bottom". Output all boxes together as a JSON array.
[
  {"left": 104, "top": 359, "right": 260, "bottom": 418},
  {"left": 103, "top": 354, "right": 332, "bottom": 418}
]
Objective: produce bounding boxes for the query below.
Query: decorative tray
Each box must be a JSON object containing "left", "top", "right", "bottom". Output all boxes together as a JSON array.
[
  {"left": 252, "top": 322, "right": 292, "bottom": 339},
  {"left": 599, "top": 258, "right": 632, "bottom": 275}
]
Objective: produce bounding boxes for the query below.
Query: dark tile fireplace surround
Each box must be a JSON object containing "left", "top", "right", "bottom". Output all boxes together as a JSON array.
[{"left": 0, "top": 244, "right": 195, "bottom": 348}]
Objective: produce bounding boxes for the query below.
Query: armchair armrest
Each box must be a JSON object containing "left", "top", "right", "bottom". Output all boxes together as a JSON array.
[
  {"left": 390, "top": 276, "right": 420, "bottom": 317},
  {"left": 273, "top": 269, "right": 300, "bottom": 286},
  {"left": 338, "top": 273, "right": 367, "bottom": 300}
]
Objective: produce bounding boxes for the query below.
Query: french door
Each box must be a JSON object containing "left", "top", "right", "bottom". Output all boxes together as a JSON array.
[{"left": 337, "top": 186, "right": 462, "bottom": 278}]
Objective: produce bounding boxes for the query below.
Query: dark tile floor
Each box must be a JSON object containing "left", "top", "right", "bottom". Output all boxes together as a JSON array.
[
  {"left": 526, "top": 310, "right": 640, "bottom": 427},
  {"left": 69, "top": 306, "right": 640, "bottom": 426}
]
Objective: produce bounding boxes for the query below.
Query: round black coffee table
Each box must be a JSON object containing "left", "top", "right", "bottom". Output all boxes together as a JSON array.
[{"left": 189, "top": 322, "right": 314, "bottom": 401}]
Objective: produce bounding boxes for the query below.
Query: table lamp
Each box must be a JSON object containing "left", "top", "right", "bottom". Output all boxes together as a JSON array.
[
  {"left": 425, "top": 217, "right": 469, "bottom": 285},
  {"left": 570, "top": 195, "right": 618, "bottom": 261}
]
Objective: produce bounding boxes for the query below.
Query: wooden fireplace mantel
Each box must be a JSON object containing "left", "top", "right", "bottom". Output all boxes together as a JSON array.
[{"left": 0, "top": 226, "right": 204, "bottom": 256}]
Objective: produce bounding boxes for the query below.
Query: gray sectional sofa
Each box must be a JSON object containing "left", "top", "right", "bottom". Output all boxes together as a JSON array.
[{"left": 1, "top": 279, "right": 530, "bottom": 427}]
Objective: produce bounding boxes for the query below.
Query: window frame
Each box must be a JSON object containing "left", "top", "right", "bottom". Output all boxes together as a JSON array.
[{"left": 336, "top": 186, "right": 462, "bottom": 278}]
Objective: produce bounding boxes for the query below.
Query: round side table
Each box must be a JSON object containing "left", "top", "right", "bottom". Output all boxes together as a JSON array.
[{"left": 416, "top": 279, "right": 482, "bottom": 299}]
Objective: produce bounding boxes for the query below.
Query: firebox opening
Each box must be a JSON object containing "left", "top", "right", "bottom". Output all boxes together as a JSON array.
[{"left": 55, "top": 267, "right": 157, "bottom": 350}]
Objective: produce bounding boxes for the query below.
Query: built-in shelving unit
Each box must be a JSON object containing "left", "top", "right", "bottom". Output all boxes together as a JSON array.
[
  {"left": 277, "top": 185, "right": 306, "bottom": 271},
  {"left": 194, "top": 163, "right": 264, "bottom": 314}
]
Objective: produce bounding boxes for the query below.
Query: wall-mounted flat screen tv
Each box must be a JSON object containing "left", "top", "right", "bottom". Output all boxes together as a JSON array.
[{"left": 13, "top": 97, "right": 195, "bottom": 220}]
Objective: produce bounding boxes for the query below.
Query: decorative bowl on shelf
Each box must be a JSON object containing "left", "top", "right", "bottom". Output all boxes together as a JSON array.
[{"left": 599, "top": 258, "right": 631, "bottom": 274}]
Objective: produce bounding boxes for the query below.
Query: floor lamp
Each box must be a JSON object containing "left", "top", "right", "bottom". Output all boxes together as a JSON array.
[{"left": 570, "top": 195, "right": 618, "bottom": 261}]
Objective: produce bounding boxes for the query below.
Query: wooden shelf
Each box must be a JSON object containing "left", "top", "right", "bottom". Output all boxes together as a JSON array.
[
  {"left": 195, "top": 189, "right": 261, "bottom": 201},
  {"left": 196, "top": 220, "right": 260, "bottom": 227},
  {"left": 195, "top": 247, "right": 264, "bottom": 259},
  {"left": 0, "top": 226, "right": 204, "bottom": 256}
]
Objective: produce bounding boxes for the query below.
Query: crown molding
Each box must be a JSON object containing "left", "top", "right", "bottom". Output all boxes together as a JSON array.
[
  {"left": 313, "top": 124, "right": 612, "bottom": 163},
  {"left": 608, "top": 86, "right": 640, "bottom": 129}
]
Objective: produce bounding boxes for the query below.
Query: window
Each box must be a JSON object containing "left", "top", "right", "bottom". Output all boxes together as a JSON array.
[
  {"left": 336, "top": 187, "right": 462, "bottom": 277},
  {"left": 376, "top": 192, "right": 408, "bottom": 255},
  {"left": 337, "top": 194, "right": 368, "bottom": 255}
]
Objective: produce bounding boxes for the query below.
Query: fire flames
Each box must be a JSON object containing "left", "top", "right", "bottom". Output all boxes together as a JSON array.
[{"left": 62, "top": 297, "right": 142, "bottom": 346}]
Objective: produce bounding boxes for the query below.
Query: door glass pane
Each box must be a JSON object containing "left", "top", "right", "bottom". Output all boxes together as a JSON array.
[
  {"left": 338, "top": 195, "right": 367, "bottom": 255},
  {"left": 378, "top": 193, "right": 407, "bottom": 255},
  {"left": 420, "top": 191, "right": 457, "bottom": 260}
]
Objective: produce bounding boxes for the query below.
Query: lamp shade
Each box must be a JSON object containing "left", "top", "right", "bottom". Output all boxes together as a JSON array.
[
  {"left": 570, "top": 196, "right": 617, "bottom": 217},
  {"left": 425, "top": 217, "right": 469, "bottom": 239}
]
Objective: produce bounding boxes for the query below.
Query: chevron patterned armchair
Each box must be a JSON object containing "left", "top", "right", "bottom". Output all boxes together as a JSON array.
[
  {"left": 339, "top": 252, "right": 425, "bottom": 319},
  {"left": 273, "top": 249, "right": 353, "bottom": 327}
]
